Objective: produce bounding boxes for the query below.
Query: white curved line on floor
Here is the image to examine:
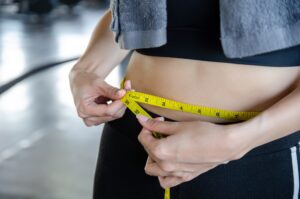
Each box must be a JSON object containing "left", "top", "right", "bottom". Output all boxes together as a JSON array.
[{"left": 0, "top": 129, "right": 46, "bottom": 165}]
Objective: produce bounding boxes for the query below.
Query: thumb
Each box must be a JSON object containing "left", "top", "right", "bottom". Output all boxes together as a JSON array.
[
  {"left": 102, "top": 81, "right": 126, "bottom": 100},
  {"left": 136, "top": 115, "right": 176, "bottom": 135}
]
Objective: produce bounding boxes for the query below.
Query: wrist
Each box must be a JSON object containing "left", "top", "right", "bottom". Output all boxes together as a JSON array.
[
  {"left": 70, "top": 59, "right": 111, "bottom": 80},
  {"left": 68, "top": 66, "right": 104, "bottom": 94},
  {"left": 225, "top": 116, "right": 265, "bottom": 160}
]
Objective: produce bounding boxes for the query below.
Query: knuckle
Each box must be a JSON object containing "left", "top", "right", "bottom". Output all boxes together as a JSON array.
[
  {"left": 83, "top": 120, "right": 92, "bottom": 127},
  {"left": 77, "top": 111, "right": 85, "bottom": 118},
  {"left": 145, "top": 170, "right": 152, "bottom": 176},
  {"left": 78, "top": 102, "right": 88, "bottom": 115},
  {"left": 144, "top": 166, "right": 153, "bottom": 176},
  {"left": 152, "top": 143, "right": 167, "bottom": 160},
  {"left": 160, "top": 162, "right": 174, "bottom": 173}
]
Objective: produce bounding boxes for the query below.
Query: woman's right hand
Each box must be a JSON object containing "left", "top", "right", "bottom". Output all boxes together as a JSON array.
[{"left": 69, "top": 68, "right": 132, "bottom": 126}]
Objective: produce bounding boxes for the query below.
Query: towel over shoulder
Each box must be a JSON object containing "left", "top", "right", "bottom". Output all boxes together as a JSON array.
[{"left": 110, "top": 0, "right": 300, "bottom": 58}]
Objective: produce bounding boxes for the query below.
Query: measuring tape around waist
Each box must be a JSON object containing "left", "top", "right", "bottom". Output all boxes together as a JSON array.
[
  {"left": 120, "top": 79, "right": 260, "bottom": 121},
  {"left": 119, "top": 78, "right": 261, "bottom": 199}
]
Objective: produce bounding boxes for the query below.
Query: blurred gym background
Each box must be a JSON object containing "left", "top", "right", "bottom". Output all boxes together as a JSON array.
[{"left": 0, "top": 1, "right": 125, "bottom": 198}]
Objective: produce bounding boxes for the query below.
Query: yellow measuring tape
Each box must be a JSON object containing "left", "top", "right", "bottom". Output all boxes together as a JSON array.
[{"left": 120, "top": 78, "right": 260, "bottom": 199}]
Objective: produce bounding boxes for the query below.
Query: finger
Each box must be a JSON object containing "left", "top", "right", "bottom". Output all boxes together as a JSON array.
[
  {"left": 157, "top": 164, "right": 220, "bottom": 189},
  {"left": 83, "top": 116, "right": 114, "bottom": 126},
  {"left": 159, "top": 172, "right": 201, "bottom": 188},
  {"left": 101, "top": 81, "right": 126, "bottom": 100},
  {"left": 146, "top": 160, "right": 192, "bottom": 178},
  {"left": 145, "top": 157, "right": 169, "bottom": 177},
  {"left": 78, "top": 99, "right": 120, "bottom": 118},
  {"left": 103, "top": 99, "right": 127, "bottom": 118},
  {"left": 138, "top": 119, "right": 170, "bottom": 161},
  {"left": 95, "top": 80, "right": 131, "bottom": 104},
  {"left": 136, "top": 115, "right": 178, "bottom": 135},
  {"left": 160, "top": 172, "right": 199, "bottom": 187},
  {"left": 157, "top": 161, "right": 216, "bottom": 173},
  {"left": 146, "top": 156, "right": 209, "bottom": 174},
  {"left": 84, "top": 115, "right": 117, "bottom": 122},
  {"left": 138, "top": 117, "right": 165, "bottom": 155},
  {"left": 115, "top": 105, "right": 127, "bottom": 117},
  {"left": 158, "top": 176, "right": 183, "bottom": 189},
  {"left": 82, "top": 100, "right": 126, "bottom": 118},
  {"left": 123, "top": 79, "right": 136, "bottom": 92},
  {"left": 123, "top": 79, "right": 132, "bottom": 90},
  {"left": 84, "top": 105, "right": 127, "bottom": 125}
]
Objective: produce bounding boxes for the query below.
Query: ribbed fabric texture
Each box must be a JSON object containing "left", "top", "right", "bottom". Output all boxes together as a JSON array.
[
  {"left": 110, "top": 0, "right": 300, "bottom": 58},
  {"left": 220, "top": 0, "right": 300, "bottom": 58},
  {"left": 110, "top": 0, "right": 167, "bottom": 49}
]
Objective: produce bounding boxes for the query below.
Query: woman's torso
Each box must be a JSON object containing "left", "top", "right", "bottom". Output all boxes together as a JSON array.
[
  {"left": 125, "top": 53, "right": 300, "bottom": 123},
  {"left": 124, "top": 0, "right": 300, "bottom": 123}
]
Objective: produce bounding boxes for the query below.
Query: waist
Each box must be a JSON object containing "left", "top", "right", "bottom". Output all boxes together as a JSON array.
[
  {"left": 125, "top": 52, "right": 300, "bottom": 123},
  {"left": 109, "top": 108, "right": 300, "bottom": 157}
]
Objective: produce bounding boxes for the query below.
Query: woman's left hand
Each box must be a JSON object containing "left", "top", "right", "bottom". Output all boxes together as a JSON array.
[{"left": 136, "top": 115, "right": 254, "bottom": 188}]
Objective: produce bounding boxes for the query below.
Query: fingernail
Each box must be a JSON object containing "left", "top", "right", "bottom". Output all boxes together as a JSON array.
[
  {"left": 128, "top": 80, "right": 131, "bottom": 88},
  {"left": 136, "top": 114, "right": 149, "bottom": 122},
  {"left": 156, "top": 117, "right": 165, "bottom": 121},
  {"left": 117, "top": 89, "right": 126, "bottom": 96}
]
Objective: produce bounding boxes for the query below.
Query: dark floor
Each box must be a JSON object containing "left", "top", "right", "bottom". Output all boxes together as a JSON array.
[{"left": 0, "top": 3, "right": 125, "bottom": 199}]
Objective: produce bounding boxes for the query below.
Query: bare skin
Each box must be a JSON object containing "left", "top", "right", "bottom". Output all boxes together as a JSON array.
[{"left": 125, "top": 51, "right": 300, "bottom": 123}]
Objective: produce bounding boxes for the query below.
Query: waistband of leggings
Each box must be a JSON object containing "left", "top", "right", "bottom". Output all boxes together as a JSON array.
[{"left": 109, "top": 108, "right": 300, "bottom": 157}]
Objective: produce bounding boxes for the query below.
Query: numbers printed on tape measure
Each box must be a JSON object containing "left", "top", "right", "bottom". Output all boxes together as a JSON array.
[{"left": 122, "top": 90, "right": 260, "bottom": 121}]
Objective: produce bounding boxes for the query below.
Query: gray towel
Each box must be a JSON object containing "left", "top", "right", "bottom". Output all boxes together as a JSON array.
[
  {"left": 110, "top": 0, "right": 167, "bottom": 49},
  {"left": 110, "top": 0, "right": 300, "bottom": 58},
  {"left": 220, "top": 0, "right": 300, "bottom": 58}
]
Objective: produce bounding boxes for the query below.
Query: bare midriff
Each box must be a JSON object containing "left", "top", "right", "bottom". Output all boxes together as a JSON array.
[{"left": 124, "top": 51, "right": 300, "bottom": 123}]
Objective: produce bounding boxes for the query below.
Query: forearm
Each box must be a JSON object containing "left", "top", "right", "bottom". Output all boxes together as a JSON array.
[
  {"left": 240, "top": 80, "right": 300, "bottom": 151},
  {"left": 71, "top": 9, "right": 130, "bottom": 78}
]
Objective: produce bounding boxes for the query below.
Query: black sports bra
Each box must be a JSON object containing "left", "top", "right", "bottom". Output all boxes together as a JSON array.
[{"left": 135, "top": 0, "right": 300, "bottom": 67}]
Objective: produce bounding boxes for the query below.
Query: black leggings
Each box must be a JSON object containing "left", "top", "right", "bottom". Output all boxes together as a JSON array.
[{"left": 93, "top": 108, "right": 300, "bottom": 199}]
